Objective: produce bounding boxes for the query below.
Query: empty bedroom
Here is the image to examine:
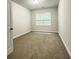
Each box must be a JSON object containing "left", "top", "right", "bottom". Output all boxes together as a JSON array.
[{"left": 7, "top": 0, "right": 71, "bottom": 59}]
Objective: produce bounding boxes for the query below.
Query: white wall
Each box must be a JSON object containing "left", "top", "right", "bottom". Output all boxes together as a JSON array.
[
  {"left": 31, "top": 8, "right": 58, "bottom": 32},
  {"left": 12, "top": 1, "right": 31, "bottom": 39},
  {"left": 58, "top": 0, "right": 71, "bottom": 56}
]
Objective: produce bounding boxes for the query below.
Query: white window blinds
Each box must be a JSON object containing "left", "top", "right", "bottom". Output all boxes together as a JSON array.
[{"left": 35, "top": 12, "right": 51, "bottom": 25}]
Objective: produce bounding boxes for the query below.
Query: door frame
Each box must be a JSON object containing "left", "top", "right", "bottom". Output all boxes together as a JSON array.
[{"left": 7, "top": 0, "right": 13, "bottom": 55}]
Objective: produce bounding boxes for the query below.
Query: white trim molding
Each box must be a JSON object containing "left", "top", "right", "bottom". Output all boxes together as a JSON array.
[
  {"left": 58, "top": 33, "right": 71, "bottom": 57},
  {"left": 7, "top": 47, "right": 13, "bottom": 56},
  {"left": 13, "top": 31, "right": 31, "bottom": 39}
]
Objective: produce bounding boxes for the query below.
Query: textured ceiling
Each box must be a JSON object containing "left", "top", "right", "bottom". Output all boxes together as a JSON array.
[{"left": 12, "top": 0, "right": 59, "bottom": 10}]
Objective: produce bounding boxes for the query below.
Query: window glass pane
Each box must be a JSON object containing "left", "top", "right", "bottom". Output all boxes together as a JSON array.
[
  {"left": 35, "top": 12, "right": 51, "bottom": 25},
  {"left": 43, "top": 21, "right": 51, "bottom": 25},
  {"left": 44, "top": 13, "right": 51, "bottom": 20},
  {"left": 36, "top": 21, "right": 43, "bottom": 25},
  {"left": 36, "top": 12, "right": 51, "bottom": 21},
  {"left": 36, "top": 21, "right": 51, "bottom": 25}
]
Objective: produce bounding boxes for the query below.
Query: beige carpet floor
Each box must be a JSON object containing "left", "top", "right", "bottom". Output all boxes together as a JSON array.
[{"left": 8, "top": 32, "right": 70, "bottom": 59}]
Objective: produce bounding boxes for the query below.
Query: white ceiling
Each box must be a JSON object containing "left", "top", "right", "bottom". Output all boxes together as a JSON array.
[{"left": 12, "top": 0, "right": 59, "bottom": 10}]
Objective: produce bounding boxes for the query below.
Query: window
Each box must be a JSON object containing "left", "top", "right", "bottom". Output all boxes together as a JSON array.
[{"left": 35, "top": 12, "right": 51, "bottom": 25}]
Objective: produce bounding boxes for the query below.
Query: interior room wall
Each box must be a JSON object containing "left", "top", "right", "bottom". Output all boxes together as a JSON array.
[
  {"left": 58, "top": 0, "right": 71, "bottom": 56},
  {"left": 31, "top": 8, "right": 58, "bottom": 32},
  {"left": 11, "top": 1, "right": 31, "bottom": 39}
]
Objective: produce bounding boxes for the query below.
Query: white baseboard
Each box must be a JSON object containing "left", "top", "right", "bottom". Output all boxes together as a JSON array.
[
  {"left": 32, "top": 30, "right": 58, "bottom": 33},
  {"left": 13, "top": 31, "right": 31, "bottom": 39},
  {"left": 7, "top": 47, "right": 13, "bottom": 56},
  {"left": 58, "top": 33, "right": 71, "bottom": 57},
  {"left": 8, "top": 31, "right": 31, "bottom": 55}
]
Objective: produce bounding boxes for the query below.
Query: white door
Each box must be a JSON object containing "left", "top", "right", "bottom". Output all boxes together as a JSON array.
[{"left": 7, "top": 0, "right": 13, "bottom": 55}]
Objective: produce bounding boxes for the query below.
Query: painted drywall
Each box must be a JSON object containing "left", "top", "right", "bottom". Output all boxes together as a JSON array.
[
  {"left": 7, "top": 0, "right": 13, "bottom": 55},
  {"left": 32, "top": 8, "right": 58, "bottom": 32},
  {"left": 12, "top": 1, "right": 31, "bottom": 39},
  {"left": 58, "top": 0, "right": 71, "bottom": 56}
]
